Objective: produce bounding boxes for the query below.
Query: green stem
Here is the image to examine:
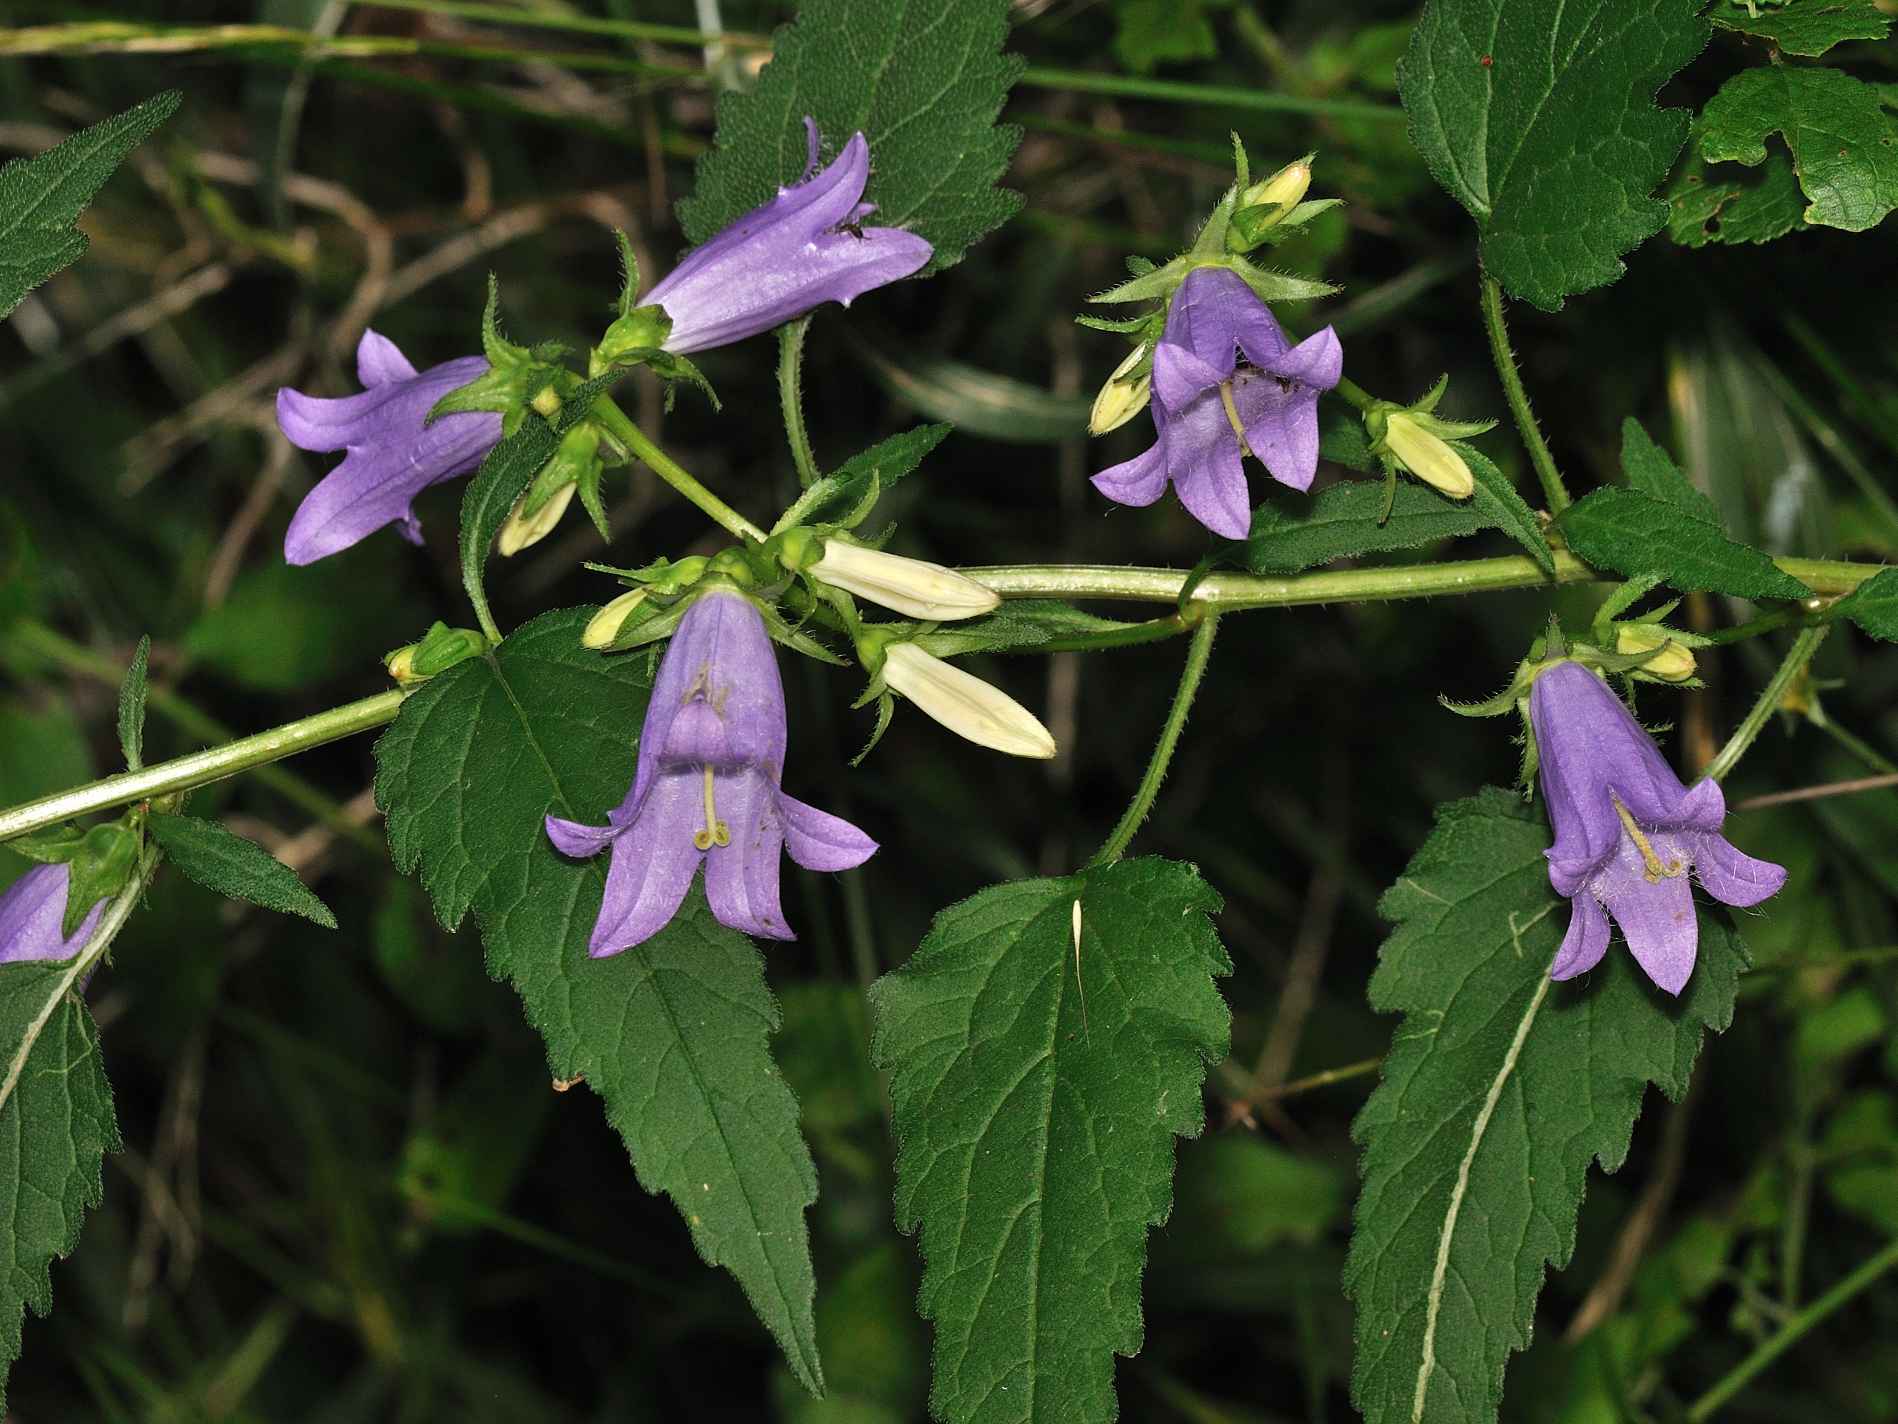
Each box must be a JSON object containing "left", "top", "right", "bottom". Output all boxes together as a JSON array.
[
  {"left": 1334, "top": 376, "right": 1377, "bottom": 413},
  {"left": 778, "top": 317, "right": 820, "bottom": 488},
  {"left": 356, "top": 0, "right": 765, "bottom": 47},
  {"left": 1479, "top": 272, "right": 1570, "bottom": 513},
  {"left": 1016, "top": 66, "right": 1405, "bottom": 122},
  {"left": 1704, "top": 626, "right": 1829, "bottom": 784},
  {"left": 1808, "top": 707, "right": 1898, "bottom": 776},
  {"left": 1090, "top": 612, "right": 1219, "bottom": 867},
  {"left": 0, "top": 690, "right": 404, "bottom": 844},
  {"left": 591, "top": 398, "right": 766, "bottom": 543},
  {"left": 1685, "top": 1234, "right": 1898, "bottom": 1422}
]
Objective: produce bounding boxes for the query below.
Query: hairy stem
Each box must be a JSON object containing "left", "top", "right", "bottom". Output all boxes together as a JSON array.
[
  {"left": 1479, "top": 273, "right": 1570, "bottom": 513},
  {"left": 1090, "top": 611, "right": 1218, "bottom": 867},
  {"left": 777, "top": 316, "right": 819, "bottom": 487},
  {"left": 1704, "top": 625, "right": 1829, "bottom": 784},
  {"left": 591, "top": 397, "right": 766, "bottom": 543}
]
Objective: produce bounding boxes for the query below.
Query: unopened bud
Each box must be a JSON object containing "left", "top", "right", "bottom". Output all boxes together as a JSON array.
[
  {"left": 1383, "top": 411, "right": 1474, "bottom": 499},
  {"left": 595, "top": 304, "right": 674, "bottom": 368},
  {"left": 387, "top": 623, "right": 486, "bottom": 683},
  {"left": 583, "top": 588, "right": 650, "bottom": 649},
  {"left": 1089, "top": 344, "right": 1152, "bottom": 435},
  {"left": 531, "top": 385, "right": 562, "bottom": 419},
  {"left": 1241, "top": 157, "right": 1312, "bottom": 216},
  {"left": 882, "top": 642, "right": 1057, "bottom": 759},
  {"left": 812, "top": 541, "right": 999, "bottom": 621},
  {"left": 497, "top": 481, "right": 577, "bottom": 557},
  {"left": 386, "top": 646, "right": 421, "bottom": 684},
  {"left": 1617, "top": 624, "right": 1696, "bottom": 682}
]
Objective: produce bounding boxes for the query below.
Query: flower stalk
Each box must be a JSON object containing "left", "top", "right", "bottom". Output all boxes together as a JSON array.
[{"left": 1478, "top": 272, "right": 1570, "bottom": 513}]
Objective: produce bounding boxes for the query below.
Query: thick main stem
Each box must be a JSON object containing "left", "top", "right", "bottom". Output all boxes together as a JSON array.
[
  {"left": 1479, "top": 273, "right": 1570, "bottom": 513},
  {"left": 591, "top": 397, "right": 766, "bottom": 543},
  {"left": 1090, "top": 611, "right": 1218, "bottom": 867}
]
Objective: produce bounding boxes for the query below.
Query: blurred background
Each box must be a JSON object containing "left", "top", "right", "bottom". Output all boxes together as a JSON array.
[{"left": 3, "top": 1, "right": 1898, "bottom": 1419}]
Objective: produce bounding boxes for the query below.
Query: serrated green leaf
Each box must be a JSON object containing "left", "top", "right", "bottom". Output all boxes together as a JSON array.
[
  {"left": 917, "top": 600, "right": 1156, "bottom": 657},
  {"left": 373, "top": 608, "right": 825, "bottom": 1391},
  {"left": 115, "top": 634, "right": 149, "bottom": 771},
  {"left": 796, "top": 423, "right": 952, "bottom": 529},
  {"left": 677, "top": 0, "right": 1023, "bottom": 276},
  {"left": 0, "top": 90, "right": 180, "bottom": 323},
  {"left": 1619, "top": 418, "right": 1718, "bottom": 521},
  {"left": 1243, "top": 481, "right": 1493, "bottom": 574},
  {"left": 1345, "top": 789, "right": 1747, "bottom": 1424},
  {"left": 1557, "top": 488, "right": 1810, "bottom": 599},
  {"left": 1830, "top": 565, "right": 1898, "bottom": 640},
  {"left": 1666, "top": 137, "right": 1806, "bottom": 247},
  {"left": 1711, "top": 0, "right": 1890, "bottom": 56},
  {"left": 1700, "top": 65, "right": 1898, "bottom": 232},
  {"left": 1463, "top": 445, "right": 1556, "bottom": 574},
  {"left": 145, "top": 812, "right": 337, "bottom": 929},
  {"left": 1397, "top": 0, "right": 1709, "bottom": 309},
  {"left": 0, "top": 961, "right": 121, "bottom": 1412},
  {"left": 870, "top": 858, "right": 1232, "bottom": 1424}
]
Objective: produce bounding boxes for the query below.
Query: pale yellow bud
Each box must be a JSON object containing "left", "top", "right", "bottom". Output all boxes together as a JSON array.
[
  {"left": 1089, "top": 343, "right": 1151, "bottom": 436},
  {"left": 385, "top": 646, "right": 420, "bottom": 684},
  {"left": 882, "top": 643, "right": 1057, "bottom": 759},
  {"left": 1241, "top": 157, "right": 1312, "bottom": 216},
  {"left": 812, "top": 541, "right": 1000, "bottom": 621},
  {"left": 531, "top": 385, "right": 562, "bottom": 418},
  {"left": 1384, "top": 412, "right": 1474, "bottom": 499},
  {"left": 497, "top": 481, "right": 576, "bottom": 556},
  {"left": 1617, "top": 624, "right": 1696, "bottom": 682},
  {"left": 583, "top": 588, "right": 649, "bottom": 649}
]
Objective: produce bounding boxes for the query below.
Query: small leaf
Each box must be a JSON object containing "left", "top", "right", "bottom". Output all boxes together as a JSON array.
[
  {"left": 116, "top": 634, "right": 150, "bottom": 771},
  {"left": 1666, "top": 135, "right": 1806, "bottom": 248},
  {"left": 1699, "top": 65, "right": 1898, "bottom": 232},
  {"left": 0, "top": 90, "right": 180, "bottom": 323},
  {"left": 677, "top": 0, "right": 1023, "bottom": 276},
  {"left": 374, "top": 609, "right": 826, "bottom": 1390},
  {"left": 792, "top": 423, "right": 952, "bottom": 529},
  {"left": 1345, "top": 789, "right": 1748, "bottom": 1424},
  {"left": 0, "top": 961, "right": 121, "bottom": 1412},
  {"left": 1618, "top": 417, "right": 1718, "bottom": 521},
  {"left": 1463, "top": 444, "right": 1556, "bottom": 574},
  {"left": 1398, "top": 0, "right": 1710, "bottom": 309},
  {"left": 1711, "top": 0, "right": 1890, "bottom": 57},
  {"left": 1243, "top": 481, "right": 1493, "bottom": 574},
  {"left": 1830, "top": 566, "right": 1898, "bottom": 641},
  {"left": 1557, "top": 488, "right": 1810, "bottom": 599},
  {"left": 918, "top": 600, "right": 1158, "bottom": 657},
  {"left": 1110, "top": 0, "right": 1227, "bottom": 72},
  {"left": 145, "top": 813, "right": 337, "bottom": 929},
  {"left": 871, "top": 858, "right": 1232, "bottom": 1424}
]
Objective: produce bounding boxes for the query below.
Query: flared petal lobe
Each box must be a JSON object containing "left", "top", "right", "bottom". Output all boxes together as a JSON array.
[{"left": 0, "top": 864, "right": 107, "bottom": 965}]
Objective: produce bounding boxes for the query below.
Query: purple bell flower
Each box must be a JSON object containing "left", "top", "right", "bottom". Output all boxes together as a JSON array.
[
  {"left": 0, "top": 863, "right": 107, "bottom": 965},
  {"left": 1092, "top": 266, "right": 1342, "bottom": 539},
  {"left": 1529, "top": 661, "right": 1787, "bottom": 996},
  {"left": 645, "top": 120, "right": 933, "bottom": 355},
  {"left": 545, "top": 591, "right": 877, "bottom": 955},
  {"left": 276, "top": 330, "right": 504, "bottom": 565}
]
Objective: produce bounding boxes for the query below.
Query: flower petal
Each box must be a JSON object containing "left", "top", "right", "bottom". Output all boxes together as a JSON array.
[
  {"left": 1260, "top": 323, "right": 1342, "bottom": 389},
  {"left": 1167, "top": 394, "right": 1253, "bottom": 538},
  {"left": 1162, "top": 267, "right": 1252, "bottom": 378},
  {"left": 778, "top": 790, "right": 878, "bottom": 872},
  {"left": 586, "top": 774, "right": 704, "bottom": 956},
  {"left": 1693, "top": 832, "right": 1788, "bottom": 908},
  {"left": 0, "top": 864, "right": 105, "bottom": 964},
  {"left": 1531, "top": 662, "right": 1654, "bottom": 890},
  {"left": 356, "top": 328, "right": 418, "bottom": 388},
  {"left": 1231, "top": 369, "right": 1321, "bottom": 492},
  {"left": 1090, "top": 440, "right": 1169, "bottom": 508},
  {"left": 1596, "top": 834, "right": 1699, "bottom": 995},
  {"left": 545, "top": 814, "right": 619, "bottom": 859},
  {"left": 1550, "top": 893, "right": 1610, "bottom": 981},
  {"left": 702, "top": 771, "right": 793, "bottom": 941},
  {"left": 1152, "top": 342, "right": 1226, "bottom": 411},
  {"left": 633, "top": 591, "right": 786, "bottom": 802}
]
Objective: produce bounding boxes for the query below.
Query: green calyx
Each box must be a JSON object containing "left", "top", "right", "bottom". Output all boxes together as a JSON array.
[
  {"left": 386, "top": 622, "right": 488, "bottom": 685},
  {"left": 429, "top": 275, "right": 567, "bottom": 424}
]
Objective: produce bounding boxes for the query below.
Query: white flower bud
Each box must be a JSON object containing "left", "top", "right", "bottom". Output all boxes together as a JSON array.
[
  {"left": 1089, "top": 343, "right": 1151, "bottom": 435},
  {"left": 812, "top": 541, "right": 1000, "bottom": 621},
  {"left": 882, "top": 643, "right": 1057, "bottom": 759},
  {"left": 1617, "top": 624, "right": 1697, "bottom": 682},
  {"left": 497, "top": 481, "right": 576, "bottom": 556},
  {"left": 1384, "top": 411, "right": 1474, "bottom": 499},
  {"left": 583, "top": 588, "right": 649, "bottom": 649},
  {"left": 1241, "top": 157, "right": 1312, "bottom": 216}
]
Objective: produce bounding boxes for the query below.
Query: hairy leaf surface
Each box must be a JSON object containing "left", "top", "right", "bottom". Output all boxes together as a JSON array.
[
  {"left": 146, "top": 812, "right": 337, "bottom": 928},
  {"left": 1244, "top": 481, "right": 1492, "bottom": 574},
  {"left": 1700, "top": 66, "right": 1898, "bottom": 232},
  {"left": 1711, "top": 0, "right": 1890, "bottom": 57},
  {"left": 1557, "top": 490, "right": 1809, "bottom": 600}
]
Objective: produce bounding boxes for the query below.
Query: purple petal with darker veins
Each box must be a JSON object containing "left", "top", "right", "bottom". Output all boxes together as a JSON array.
[
  {"left": 1152, "top": 342, "right": 1224, "bottom": 411},
  {"left": 0, "top": 864, "right": 106, "bottom": 965},
  {"left": 1167, "top": 392, "right": 1253, "bottom": 538},
  {"left": 1531, "top": 662, "right": 1659, "bottom": 891},
  {"left": 1162, "top": 267, "right": 1251, "bottom": 376},
  {"left": 779, "top": 791, "right": 877, "bottom": 872},
  {"left": 636, "top": 593, "right": 786, "bottom": 805},
  {"left": 1550, "top": 893, "right": 1610, "bottom": 981},
  {"left": 1231, "top": 368, "right": 1320, "bottom": 492},
  {"left": 356, "top": 329, "right": 418, "bottom": 387},
  {"left": 1091, "top": 441, "right": 1169, "bottom": 507},
  {"left": 588, "top": 774, "right": 705, "bottom": 956},
  {"left": 1596, "top": 833, "right": 1699, "bottom": 995},
  {"left": 702, "top": 771, "right": 794, "bottom": 941},
  {"left": 1693, "top": 832, "right": 1788, "bottom": 908}
]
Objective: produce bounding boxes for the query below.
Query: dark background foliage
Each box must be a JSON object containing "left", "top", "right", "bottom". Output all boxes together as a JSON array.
[{"left": 3, "top": 1, "right": 1898, "bottom": 1419}]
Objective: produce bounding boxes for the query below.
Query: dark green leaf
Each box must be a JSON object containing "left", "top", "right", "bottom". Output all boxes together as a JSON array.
[
  {"left": 871, "top": 858, "right": 1232, "bottom": 1424},
  {"left": 1244, "top": 481, "right": 1492, "bottom": 575},
  {"left": 1699, "top": 65, "right": 1898, "bottom": 232},
  {"left": 146, "top": 812, "right": 338, "bottom": 929},
  {"left": 1619, "top": 418, "right": 1718, "bottom": 521},
  {"left": 0, "top": 962, "right": 120, "bottom": 1412},
  {"left": 1398, "top": 0, "right": 1709, "bottom": 309},
  {"left": 1711, "top": 0, "right": 1890, "bottom": 57},
  {"left": 1666, "top": 137, "right": 1806, "bottom": 248},
  {"left": 115, "top": 635, "right": 150, "bottom": 772},
  {"left": 1345, "top": 790, "right": 1747, "bottom": 1424},
  {"left": 1557, "top": 489, "right": 1810, "bottom": 599},
  {"left": 0, "top": 91, "right": 181, "bottom": 323},
  {"left": 1319, "top": 406, "right": 1377, "bottom": 472},
  {"left": 1463, "top": 445, "right": 1556, "bottom": 574},
  {"left": 799, "top": 423, "right": 952, "bottom": 527},
  {"left": 919, "top": 600, "right": 1160, "bottom": 657},
  {"left": 678, "top": 0, "right": 1022, "bottom": 276},
  {"left": 1830, "top": 566, "right": 1898, "bottom": 641},
  {"left": 374, "top": 609, "right": 825, "bottom": 1391}
]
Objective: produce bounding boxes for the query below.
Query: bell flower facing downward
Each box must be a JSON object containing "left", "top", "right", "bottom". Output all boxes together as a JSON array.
[
  {"left": 634, "top": 121, "right": 933, "bottom": 357},
  {"left": 546, "top": 591, "right": 876, "bottom": 955},
  {"left": 0, "top": 864, "right": 107, "bottom": 965},
  {"left": 277, "top": 330, "right": 503, "bottom": 564},
  {"left": 1091, "top": 266, "right": 1342, "bottom": 539},
  {"left": 1528, "top": 660, "right": 1786, "bottom": 995}
]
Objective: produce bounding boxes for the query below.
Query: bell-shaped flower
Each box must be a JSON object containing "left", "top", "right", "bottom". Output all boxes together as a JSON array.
[
  {"left": 0, "top": 863, "right": 107, "bottom": 965},
  {"left": 1529, "top": 660, "right": 1786, "bottom": 995},
  {"left": 545, "top": 591, "right": 876, "bottom": 955},
  {"left": 1091, "top": 266, "right": 1342, "bottom": 539},
  {"left": 641, "top": 121, "right": 933, "bottom": 356},
  {"left": 276, "top": 330, "right": 503, "bottom": 564}
]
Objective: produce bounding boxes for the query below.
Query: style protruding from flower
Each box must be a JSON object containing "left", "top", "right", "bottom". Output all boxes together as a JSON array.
[
  {"left": 881, "top": 643, "right": 1057, "bottom": 760},
  {"left": 545, "top": 591, "right": 877, "bottom": 955},
  {"left": 0, "top": 864, "right": 107, "bottom": 966},
  {"left": 1528, "top": 660, "right": 1786, "bottom": 995},
  {"left": 808, "top": 540, "right": 1000, "bottom": 621},
  {"left": 277, "top": 330, "right": 504, "bottom": 565},
  {"left": 1091, "top": 266, "right": 1342, "bottom": 539},
  {"left": 623, "top": 120, "right": 933, "bottom": 358}
]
